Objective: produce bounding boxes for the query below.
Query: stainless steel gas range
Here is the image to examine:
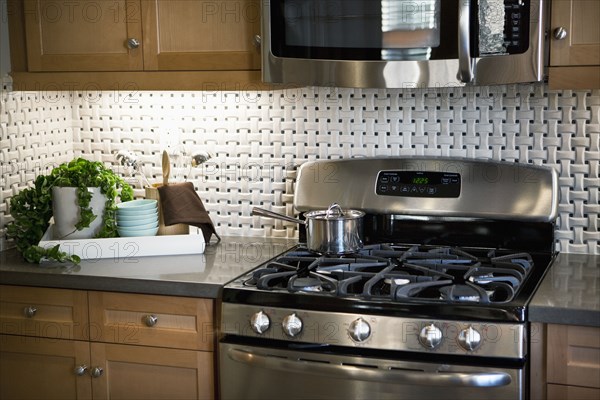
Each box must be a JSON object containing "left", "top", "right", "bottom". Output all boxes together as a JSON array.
[{"left": 219, "top": 157, "right": 558, "bottom": 400}]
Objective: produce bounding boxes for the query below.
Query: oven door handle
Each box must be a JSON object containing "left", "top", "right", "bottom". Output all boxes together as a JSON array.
[{"left": 227, "top": 348, "right": 512, "bottom": 388}]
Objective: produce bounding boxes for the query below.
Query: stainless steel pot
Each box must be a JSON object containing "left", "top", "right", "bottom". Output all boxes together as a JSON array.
[{"left": 251, "top": 203, "right": 364, "bottom": 255}]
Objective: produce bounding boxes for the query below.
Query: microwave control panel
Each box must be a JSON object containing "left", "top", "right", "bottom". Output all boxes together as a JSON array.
[
  {"left": 477, "top": 0, "right": 531, "bottom": 56},
  {"left": 502, "top": 0, "right": 530, "bottom": 54},
  {"left": 376, "top": 171, "right": 461, "bottom": 198}
]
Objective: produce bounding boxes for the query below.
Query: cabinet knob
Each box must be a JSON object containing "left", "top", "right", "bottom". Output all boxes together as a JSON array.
[
  {"left": 553, "top": 27, "right": 568, "bottom": 40},
  {"left": 23, "top": 306, "right": 37, "bottom": 318},
  {"left": 143, "top": 314, "right": 158, "bottom": 327},
  {"left": 253, "top": 35, "right": 262, "bottom": 49},
  {"left": 90, "top": 367, "right": 104, "bottom": 378},
  {"left": 126, "top": 38, "right": 140, "bottom": 49},
  {"left": 74, "top": 365, "right": 88, "bottom": 376}
]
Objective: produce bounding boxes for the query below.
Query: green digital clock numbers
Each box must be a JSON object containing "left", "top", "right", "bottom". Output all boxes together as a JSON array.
[{"left": 412, "top": 177, "right": 429, "bottom": 185}]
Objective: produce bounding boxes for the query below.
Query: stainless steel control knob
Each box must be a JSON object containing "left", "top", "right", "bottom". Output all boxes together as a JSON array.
[
  {"left": 282, "top": 313, "right": 303, "bottom": 337},
  {"left": 419, "top": 323, "right": 443, "bottom": 349},
  {"left": 458, "top": 326, "right": 482, "bottom": 351},
  {"left": 250, "top": 311, "right": 270, "bottom": 334},
  {"left": 348, "top": 318, "right": 371, "bottom": 342}
]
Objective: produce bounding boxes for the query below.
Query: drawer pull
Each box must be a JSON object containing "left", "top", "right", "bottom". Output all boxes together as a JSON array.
[
  {"left": 91, "top": 367, "right": 103, "bottom": 378},
  {"left": 23, "top": 306, "right": 37, "bottom": 318},
  {"left": 74, "top": 365, "right": 88, "bottom": 376},
  {"left": 144, "top": 314, "right": 159, "bottom": 327},
  {"left": 126, "top": 38, "right": 140, "bottom": 49}
]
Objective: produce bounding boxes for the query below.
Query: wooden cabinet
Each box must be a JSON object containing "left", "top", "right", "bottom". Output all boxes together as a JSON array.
[
  {"left": 547, "top": 324, "right": 600, "bottom": 397},
  {"left": 530, "top": 323, "right": 600, "bottom": 400},
  {"left": 90, "top": 342, "right": 213, "bottom": 399},
  {"left": 0, "top": 285, "right": 215, "bottom": 400},
  {"left": 0, "top": 285, "right": 88, "bottom": 340},
  {"left": 23, "top": 0, "right": 144, "bottom": 72},
  {"left": 142, "top": 0, "right": 260, "bottom": 71},
  {"left": 548, "top": 0, "right": 600, "bottom": 89},
  {"left": 8, "top": 0, "right": 263, "bottom": 90},
  {"left": 88, "top": 291, "right": 214, "bottom": 351},
  {"left": 0, "top": 335, "right": 92, "bottom": 399}
]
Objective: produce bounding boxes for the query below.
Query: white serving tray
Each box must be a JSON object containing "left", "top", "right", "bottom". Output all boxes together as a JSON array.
[{"left": 39, "top": 224, "right": 205, "bottom": 260}]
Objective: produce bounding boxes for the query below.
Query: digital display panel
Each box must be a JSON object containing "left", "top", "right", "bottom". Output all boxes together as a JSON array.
[{"left": 376, "top": 171, "right": 461, "bottom": 198}]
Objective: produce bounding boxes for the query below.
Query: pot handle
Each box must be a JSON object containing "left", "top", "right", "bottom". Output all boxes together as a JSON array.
[{"left": 251, "top": 207, "right": 306, "bottom": 225}]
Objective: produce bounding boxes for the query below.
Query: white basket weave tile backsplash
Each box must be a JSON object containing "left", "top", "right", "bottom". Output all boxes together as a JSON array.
[{"left": 1, "top": 84, "right": 599, "bottom": 254}]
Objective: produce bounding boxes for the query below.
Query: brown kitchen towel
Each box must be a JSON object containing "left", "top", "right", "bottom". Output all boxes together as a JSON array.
[{"left": 157, "top": 182, "right": 221, "bottom": 243}]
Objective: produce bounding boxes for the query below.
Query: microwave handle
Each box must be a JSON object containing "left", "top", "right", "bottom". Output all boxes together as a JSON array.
[{"left": 458, "top": 0, "right": 474, "bottom": 83}]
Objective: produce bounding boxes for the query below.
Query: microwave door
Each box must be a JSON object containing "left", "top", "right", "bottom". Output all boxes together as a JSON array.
[
  {"left": 263, "top": 0, "right": 544, "bottom": 88},
  {"left": 381, "top": 0, "right": 441, "bottom": 61},
  {"left": 271, "top": 0, "right": 458, "bottom": 62}
]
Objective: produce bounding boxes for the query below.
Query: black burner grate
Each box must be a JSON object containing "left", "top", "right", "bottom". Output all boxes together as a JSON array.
[{"left": 243, "top": 244, "right": 534, "bottom": 305}]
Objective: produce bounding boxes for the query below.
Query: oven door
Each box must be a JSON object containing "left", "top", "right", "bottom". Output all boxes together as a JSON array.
[{"left": 219, "top": 341, "right": 524, "bottom": 400}]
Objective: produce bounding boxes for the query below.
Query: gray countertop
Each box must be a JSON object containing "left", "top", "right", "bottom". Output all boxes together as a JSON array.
[
  {"left": 1, "top": 239, "right": 598, "bottom": 327},
  {"left": 529, "top": 252, "right": 600, "bottom": 327},
  {"left": 0, "top": 236, "right": 296, "bottom": 298}
]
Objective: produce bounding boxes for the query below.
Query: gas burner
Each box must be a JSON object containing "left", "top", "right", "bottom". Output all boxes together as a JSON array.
[
  {"left": 384, "top": 277, "right": 411, "bottom": 286},
  {"left": 289, "top": 276, "right": 323, "bottom": 292},
  {"left": 440, "top": 284, "right": 483, "bottom": 302},
  {"left": 240, "top": 244, "right": 534, "bottom": 305}
]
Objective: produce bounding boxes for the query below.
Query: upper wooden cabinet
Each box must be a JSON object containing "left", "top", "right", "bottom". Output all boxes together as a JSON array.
[
  {"left": 548, "top": 0, "right": 600, "bottom": 89},
  {"left": 142, "top": 0, "right": 261, "bottom": 71},
  {"left": 8, "top": 0, "right": 263, "bottom": 89},
  {"left": 23, "top": 0, "right": 144, "bottom": 71}
]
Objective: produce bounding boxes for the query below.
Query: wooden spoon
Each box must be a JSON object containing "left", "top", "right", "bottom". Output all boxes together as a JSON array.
[{"left": 162, "top": 150, "right": 170, "bottom": 186}]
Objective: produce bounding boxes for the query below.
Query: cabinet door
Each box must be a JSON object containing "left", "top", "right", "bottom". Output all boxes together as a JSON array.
[
  {"left": 23, "top": 0, "right": 144, "bottom": 71},
  {"left": 0, "top": 334, "right": 92, "bottom": 400},
  {"left": 90, "top": 342, "right": 214, "bottom": 400},
  {"left": 547, "top": 384, "right": 600, "bottom": 400},
  {"left": 141, "top": 0, "right": 261, "bottom": 70},
  {"left": 547, "top": 324, "right": 600, "bottom": 389},
  {"left": 0, "top": 285, "right": 88, "bottom": 340},
  {"left": 549, "top": 0, "right": 600, "bottom": 88}
]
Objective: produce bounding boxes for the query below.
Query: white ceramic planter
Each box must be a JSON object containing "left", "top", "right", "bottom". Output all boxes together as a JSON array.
[{"left": 52, "top": 187, "right": 107, "bottom": 239}]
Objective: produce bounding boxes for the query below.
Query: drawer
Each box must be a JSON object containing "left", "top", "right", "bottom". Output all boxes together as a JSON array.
[
  {"left": 88, "top": 291, "right": 214, "bottom": 351},
  {"left": 0, "top": 285, "right": 88, "bottom": 340},
  {"left": 547, "top": 324, "right": 600, "bottom": 389}
]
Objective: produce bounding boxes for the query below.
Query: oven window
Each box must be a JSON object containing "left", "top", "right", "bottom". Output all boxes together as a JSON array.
[{"left": 271, "top": 0, "right": 459, "bottom": 60}]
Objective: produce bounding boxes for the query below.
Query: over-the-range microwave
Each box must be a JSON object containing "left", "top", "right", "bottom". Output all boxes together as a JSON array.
[{"left": 261, "top": 0, "right": 546, "bottom": 88}]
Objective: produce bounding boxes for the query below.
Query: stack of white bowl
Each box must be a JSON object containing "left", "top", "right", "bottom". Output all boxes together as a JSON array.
[{"left": 116, "top": 199, "right": 159, "bottom": 237}]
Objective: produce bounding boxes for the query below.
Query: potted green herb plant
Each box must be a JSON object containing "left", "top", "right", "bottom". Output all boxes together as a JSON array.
[{"left": 7, "top": 158, "right": 134, "bottom": 264}]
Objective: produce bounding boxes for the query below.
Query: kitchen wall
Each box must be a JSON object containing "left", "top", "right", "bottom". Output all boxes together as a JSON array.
[{"left": 1, "top": 81, "right": 598, "bottom": 254}]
